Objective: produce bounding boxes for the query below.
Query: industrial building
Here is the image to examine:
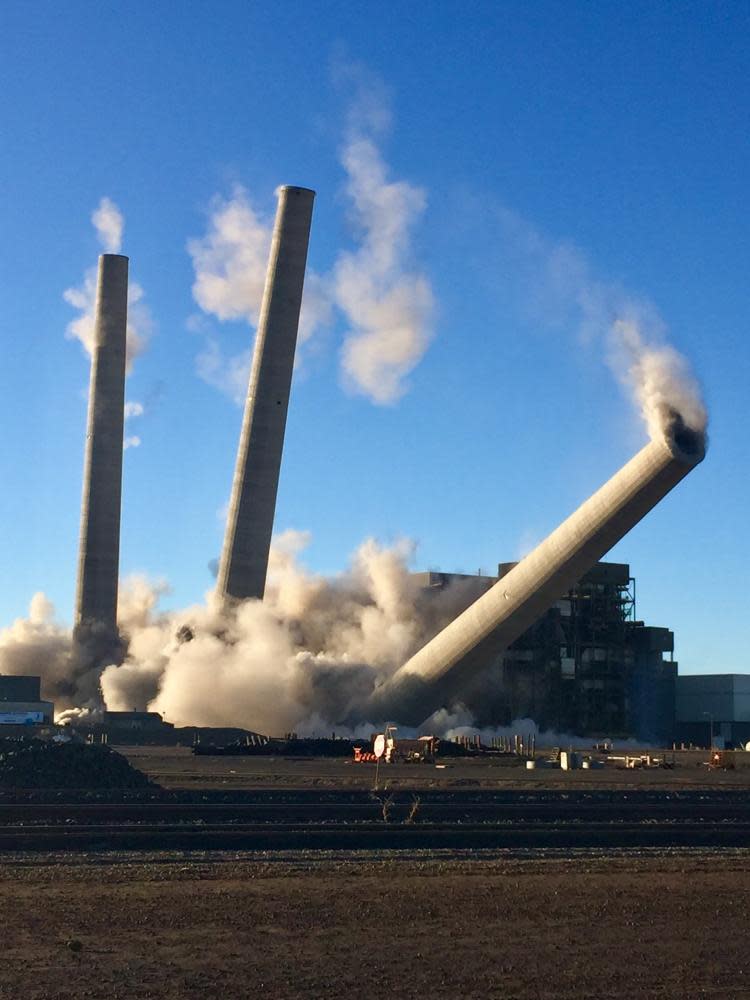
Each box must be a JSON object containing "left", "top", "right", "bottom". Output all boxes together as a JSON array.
[
  {"left": 675, "top": 675, "right": 750, "bottom": 748},
  {"left": 0, "top": 675, "right": 54, "bottom": 725},
  {"left": 48, "top": 182, "right": 708, "bottom": 746},
  {"left": 414, "top": 561, "right": 677, "bottom": 742}
]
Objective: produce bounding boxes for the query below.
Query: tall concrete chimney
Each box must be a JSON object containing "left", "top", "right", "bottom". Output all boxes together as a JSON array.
[
  {"left": 74, "top": 253, "right": 128, "bottom": 666},
  {"left": 217, "top": 186, "right": 315, "bottom": 603},
  {"left": 371, "top": 412, "right": 706, "bottom": 724}
]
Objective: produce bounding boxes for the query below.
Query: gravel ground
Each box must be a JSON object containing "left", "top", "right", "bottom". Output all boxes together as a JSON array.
[
  {"left": 1, "top": 848, "right": 750, "bottom": 999},
  {"left": 119, "top": 745, "right": 750, "bottom": 791}
]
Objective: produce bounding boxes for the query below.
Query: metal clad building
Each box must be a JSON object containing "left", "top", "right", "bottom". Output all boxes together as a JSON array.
[
  {"left": 676, "top": 674, "right": 750, "bottom": 746},
  {"left": 412, "top": 562, "right": 677, "bottom": 742},
  {"left": 0, "top": 675, "right": 42, "bottom": 703},
  {"left": 0, "top": 675, "right": 54, "bottom": 724}
]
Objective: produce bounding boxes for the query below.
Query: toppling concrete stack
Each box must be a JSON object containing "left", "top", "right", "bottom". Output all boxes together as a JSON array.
[
  {"left": 371, "top": 411, "right": 706, "bottom": 725},
  {"left": 217, "top": 186, "right": 315, "bottom": 604},
  {"left": 73, "top": 254, "right": 129, "bottom": 671}
]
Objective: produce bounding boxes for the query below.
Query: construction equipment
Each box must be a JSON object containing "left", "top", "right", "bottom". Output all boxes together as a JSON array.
[{"left": 709, "top": 749, "right": 736, "bottom": 770}]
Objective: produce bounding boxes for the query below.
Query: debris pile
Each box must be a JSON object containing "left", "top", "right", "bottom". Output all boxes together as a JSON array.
[{"left": 0, "top": 738, "right": 155, "bottom": 789}]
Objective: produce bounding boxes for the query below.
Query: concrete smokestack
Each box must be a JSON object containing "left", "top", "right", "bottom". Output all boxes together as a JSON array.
[
  {"left": 217, "top": 186, "right": 315, "bottom": 603},
  {"left": 372, "top": 412, "right": 706, "bottom": 724},
  {"left": 74, "top": 254, "right": 128, "bottom": 665}
]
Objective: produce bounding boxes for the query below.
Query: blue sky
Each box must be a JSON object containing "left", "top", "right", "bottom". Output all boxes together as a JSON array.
[{"left": 1, "top": 1, "right": 747, "bottom": 675}]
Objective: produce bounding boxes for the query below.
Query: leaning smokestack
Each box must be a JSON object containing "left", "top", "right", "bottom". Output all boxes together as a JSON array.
[
  {"left": 73, "top": 254, "right": 129, "bottom": 669},
  {"left": 217, "top": 186, "right": 315, "bottom": 603},
  {"left": 372, "top": 411, "right": 706, "bottom": 724}
]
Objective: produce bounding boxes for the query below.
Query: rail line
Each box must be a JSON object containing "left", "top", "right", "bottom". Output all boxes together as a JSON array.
[
  {"left": 4, "top": 799, "right": 750, "bottom": 824},
  {"left": 2, "top": 820, "right": 750, "bottom": 851},
  {"left": 2, "top": 793, "right": 750, "bottom": 851}
]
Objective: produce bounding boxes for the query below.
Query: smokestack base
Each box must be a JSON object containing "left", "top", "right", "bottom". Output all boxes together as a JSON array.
[{"left": 71, "top": 620, "right": 127, "bottom": 679}]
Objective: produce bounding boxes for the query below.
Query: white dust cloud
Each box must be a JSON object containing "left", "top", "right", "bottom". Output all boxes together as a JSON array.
[
  {"left": 187, "top": 187, "right": 331, "bottom": 404},
  {"left": 91, "top": 197, "right": 123, "bottom": 254},
  {"left": 489, "top": 204, "right": 707, "bottom": 440},
  {"left": 425, "top": 706, "right": 646, "bottom": 751},
  {"left": 188, "top": 187, "right": 271, "bottom": 325},
  {"left": 1, "top": 540, "right": 483, "bottom": 731},
  {"left": 188, "top": 81, "right": 433, "bottom": 407},
  {"left": 102, "top": 536, "right": 432, "bottom": 732},
  {"left": 64, "top": 197, "right": 152, "bottom": 369},
  {"left": 123, "top": 399, "right": 144, "bottom": 450},
  {"left": 335, "top": 130, "right": 434, "bottom": 404},
  {"left": 0, "top": 594, "right": 79, "bottom": 703},
  {"left": 610, "top": 318, "right": 707, "bottom": 441},
  {"left": 194, "top": 337, "right": 252, "bottom": 406}
]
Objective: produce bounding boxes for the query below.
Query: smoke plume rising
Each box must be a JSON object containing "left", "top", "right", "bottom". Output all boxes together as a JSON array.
[
  {"left": 487, "top": 203, "right": 707, "bottom": 441},
  {"left": 64, "top": 197, "right": 152, "bottom": 370},
  {"left": 609, "top": 318, "right": 707, "bottom": 440},
  {"left": 91, "top": 197, "right": 123, "bottom": 254}
]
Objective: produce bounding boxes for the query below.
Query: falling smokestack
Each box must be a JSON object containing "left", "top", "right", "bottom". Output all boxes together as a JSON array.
[
  {"left": 371, "top": 411, "right": 706, "bottom": 724},
  {"left": 73, "top": 254, "right": 129, "bottom": 668},
  {"left": 217, "top": 186, "right": 315, "bottom": 603}
]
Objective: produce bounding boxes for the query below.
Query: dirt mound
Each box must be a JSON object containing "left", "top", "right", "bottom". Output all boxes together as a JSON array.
[{"left": 0, "top": 739, "right": 155, "bottom": 790}]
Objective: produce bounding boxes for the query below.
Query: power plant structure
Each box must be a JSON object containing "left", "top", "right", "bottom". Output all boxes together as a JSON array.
[
  {"left": 217, "top": 185, "right": 316, "bottom": 604},
  {"left": 39, "top": 182, "right": 708, "bottom": 745},
  {"left": 73, "top": 253, "right": 129, "bottom": 670},
  {"left": 371, "top": 411, "right": 705, "bottom": 726},
  {"left": 412, "top": 562, "right": 677, "bottom": 742}
]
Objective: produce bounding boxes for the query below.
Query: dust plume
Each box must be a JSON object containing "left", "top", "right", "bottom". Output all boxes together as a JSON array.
[
  {"left": 187, "top": 187, "right": 330, "bottom": 403},
  {"left": 609, "top": 317, "right": 707, "bottom": 440},
  {"left": 0, "top": 594, "right": 98, "bottom": 709},
  {"left": 188, "top": 187, "right": 271, "bottom": 326},
  {"left": 188, "top": 75, "right": 433, "bottom": 408},
  {"left": 123, "top": 400, "right": 144, "bottom": 450},
  {"left": 487, "top": 203, "right": 708, "bottom": 442},
  {"left": 91, "top": 197, "right": 123, "bottom": 254},
  {"left": 0, "top": 539, "right": 484, "bottom": 731},
  {"left": 426, "top": 706, "right": 647, "bottom": 751},
  {"left": 102, "top": 536, "right": 439, "bottom": 732},
  {"left": 64, "top": 197, "right": 152, "bottom": 370},
  {"left": 334, "top": 105, "right": 434, "bottom": 404}
]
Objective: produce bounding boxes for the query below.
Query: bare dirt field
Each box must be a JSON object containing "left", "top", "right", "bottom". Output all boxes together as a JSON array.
[
  {"left": 120, "top": 744, "right": 750, "bottom": 791},
  {"left": 1, "top": 849, "right": 749, "bottom": 999},
  {"left": 3, "top": 746, "right": 750, "bottom": 997}
]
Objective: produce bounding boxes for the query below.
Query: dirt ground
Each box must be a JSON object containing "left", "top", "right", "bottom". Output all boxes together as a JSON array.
[
  {"left": 2, "top": 849, "right": 750, "bottom": 999},
  {"left": 120, "top": 744, "right": 750, "bottom": 791}
]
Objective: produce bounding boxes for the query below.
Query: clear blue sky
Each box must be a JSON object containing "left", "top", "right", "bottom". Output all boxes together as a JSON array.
[{"left": 1, "top": 1, "right": 747, "bottom": 674}]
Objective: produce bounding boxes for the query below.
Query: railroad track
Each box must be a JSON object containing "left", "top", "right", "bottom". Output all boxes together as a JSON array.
[
  {"left": 1, "top": 820, "right": 750, "bottom": 851},
  {"left": 4, "top": 800, "right": 750, "bottom": 824},
  {"left": 2, "top": 795, "right": 750, "bottom": 851}
]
